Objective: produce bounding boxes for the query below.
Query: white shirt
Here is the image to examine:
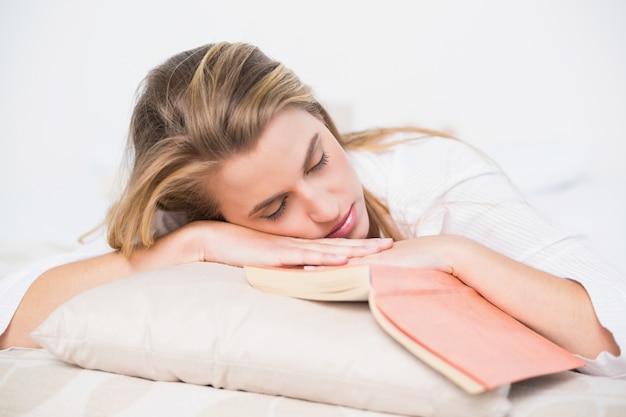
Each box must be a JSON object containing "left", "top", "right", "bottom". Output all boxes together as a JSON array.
[
  {"left": 2, "top": 136, "right": 625, "bottom": 378},
  {"left": 348, "top": 136, "right": 626, "bottom": 378}
]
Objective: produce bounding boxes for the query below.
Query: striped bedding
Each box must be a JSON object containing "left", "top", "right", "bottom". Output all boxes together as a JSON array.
[
  {"left": 1, "top": 242, "right": 626, "bottom": 417},
  {"left": 2, "top": 348, "right": 626, "bottom": 417}
]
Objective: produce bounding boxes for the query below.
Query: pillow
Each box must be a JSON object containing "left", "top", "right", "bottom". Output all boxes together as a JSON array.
[{"left": 32, "top": 262, "right": 512, "bottom": 417}]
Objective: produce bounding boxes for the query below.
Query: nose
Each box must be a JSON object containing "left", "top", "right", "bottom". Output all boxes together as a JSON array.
[{"left": 302, "top": 183, "right": 340, "bottom": 223}]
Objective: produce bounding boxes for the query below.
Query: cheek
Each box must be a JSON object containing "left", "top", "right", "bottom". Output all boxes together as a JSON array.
[
  {"left": 333, "top": 154, "right": 361, "bottom": 190},
  {"left": 249, "top": 218, "right": 315, "bottom": 239}
]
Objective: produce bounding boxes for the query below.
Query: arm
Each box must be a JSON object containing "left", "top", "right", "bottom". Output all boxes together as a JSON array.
[
  {"left": 348, "top": 137, "right": 625, "bottom": 376},
  {"left": 0, "top": 225, "right": 201, "bottom": 349},
  {"left": 1, "top": 251, "right": 140, "bottom": 349},
  {"left": 351, "top": 235, "right": 620, "bottom": 359},
  {"left": 0, "top": 220, "right": 392, "bottom": 349}
]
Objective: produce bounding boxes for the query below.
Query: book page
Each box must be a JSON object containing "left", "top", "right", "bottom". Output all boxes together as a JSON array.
[{"left": 244, "top": 264, "right": 370, "bottom": 301}]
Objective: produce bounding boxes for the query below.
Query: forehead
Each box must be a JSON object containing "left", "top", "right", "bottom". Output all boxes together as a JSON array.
[
  {"left": 222, "top": 108, "right": 320, "bottom": 181},
  {"left": 212, "top": 108, "right": 322, "bottom": 209}
]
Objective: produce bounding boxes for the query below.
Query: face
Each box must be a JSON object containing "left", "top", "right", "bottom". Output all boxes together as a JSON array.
[{"left": 210, "top": 107, "right": 370, "bottom": 239}]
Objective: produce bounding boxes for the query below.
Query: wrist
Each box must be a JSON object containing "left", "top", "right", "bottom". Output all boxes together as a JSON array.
[
  {"left": 182, "top": 220, "right": 225, "bottom": 263},
  {"left": 128, "top": 222, "right": 212, "bottom": 273},
  {"left": 438, "top": 234, "right": 482, "bottom": 279}
]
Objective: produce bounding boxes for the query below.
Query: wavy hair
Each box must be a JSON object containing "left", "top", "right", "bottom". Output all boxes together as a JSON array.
[{"left": 106, "top": 42, "right": 453, "bottom": 256}]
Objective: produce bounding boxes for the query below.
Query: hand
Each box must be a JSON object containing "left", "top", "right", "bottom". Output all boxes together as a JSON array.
[
  {"left": 183, "top": 220, "right": 394, "bottom": 268},
  {"left": 350, "top": 235, "right": 622, "bottom": 359},
  {"left": 347, "top": 235, "right": 461, "bottom": 274}
]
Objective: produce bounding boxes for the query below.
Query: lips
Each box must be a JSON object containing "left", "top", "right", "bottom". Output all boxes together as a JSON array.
[{"left": 326, "top": 204, "right": 357, "bottom": 238}]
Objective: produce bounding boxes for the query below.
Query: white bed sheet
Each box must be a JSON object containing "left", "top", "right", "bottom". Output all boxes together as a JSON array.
[
  {"left": 1, "top": 172, "right": 625, "bottom": 417},
  {"left": 2, "top": 241, "right": 626, "bottom": 416},
  {"left": 2, "top": 348, "right": 626, "bottom": 417}
]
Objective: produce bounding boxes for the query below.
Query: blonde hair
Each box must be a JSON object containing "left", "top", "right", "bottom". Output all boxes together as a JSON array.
[{"left": 106, "top": 42, "right": 453, "bottom": 256}]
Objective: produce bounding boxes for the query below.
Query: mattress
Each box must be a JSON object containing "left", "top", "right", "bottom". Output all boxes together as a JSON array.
[
  {"left": 1, "top": 241, "right": 626, "bottom": 417},
  {"left": 2, "top": 348, "right": 626, "bottom": 417}
]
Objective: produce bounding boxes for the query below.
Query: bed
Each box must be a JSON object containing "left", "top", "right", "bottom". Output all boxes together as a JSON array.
[
  {"left": 1, "top": 237, "right": 626, "bottom": 417},
  {"left": 2, "top": 138, "right": 626, "bottom": 417},
  {"left": 2, "top": 348, "right": 625, "bottom": 417}
]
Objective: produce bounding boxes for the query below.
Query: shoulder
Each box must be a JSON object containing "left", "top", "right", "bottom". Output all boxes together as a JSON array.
[
  {"left": 347, "top": 135, "right": 499, "bottom": 194},
  {"left": 152, "top": 210, "right": 188, "bottom": 236},
  {"left": 347, "top": 134, "right": 513, "bottom": 237}
]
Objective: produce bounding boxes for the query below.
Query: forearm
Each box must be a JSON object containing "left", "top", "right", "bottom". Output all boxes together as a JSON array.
[
  {"left": 0, "top": 228, "right": 201, "bottom": 349},
  {"left": 1, "top": 221, "right": 391, "bottom": 349},
  {"left": 449, "top": 236, "right": 620, "bottom": 359}
]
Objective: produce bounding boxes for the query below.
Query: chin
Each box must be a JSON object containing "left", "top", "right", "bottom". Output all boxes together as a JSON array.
[
  {"left": 352, "top": 218, "right": 370, "bottom": 239},
  {"left": 345, "top": 203, "right": 367, "bottom": 239}
]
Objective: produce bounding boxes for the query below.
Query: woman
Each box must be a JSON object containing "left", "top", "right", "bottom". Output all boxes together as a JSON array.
[{"left": 1, "top": 42, "right": 623, "bottom": 378}]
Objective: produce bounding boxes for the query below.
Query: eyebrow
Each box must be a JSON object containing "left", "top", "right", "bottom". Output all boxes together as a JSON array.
[{"left": 248, "top": 133, "right": 319, "bottom": 217}]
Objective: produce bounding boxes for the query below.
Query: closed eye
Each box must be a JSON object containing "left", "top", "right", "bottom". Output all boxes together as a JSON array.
[
  {"left": 307, "top": 152, "right": 329, "bottom": 174},
  {"left": 266, "top": 197, "right": 288, "bottom": 221}
]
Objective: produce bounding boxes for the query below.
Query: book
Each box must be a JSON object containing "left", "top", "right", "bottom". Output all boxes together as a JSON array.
[{"left": 243, "top": 264, "right": 586, "bottom": 394}]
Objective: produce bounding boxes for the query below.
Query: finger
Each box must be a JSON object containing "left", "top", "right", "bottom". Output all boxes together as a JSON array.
[
  {"left": 287, "top": 239, "right": 393, "bottom": 257},
  {"left": 271, "top": 248, "right": 349, "bottom": 267},
  {"left": 307, "top": 237, "right": 394, "bottom": 249},
  {"left": 302, "top": 241, "right": 392, "bottom": 258}
]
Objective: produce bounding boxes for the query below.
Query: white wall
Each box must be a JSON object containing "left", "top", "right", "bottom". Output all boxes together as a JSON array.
[{"left": 1, "top": 0, "right": 624, "bottom": 269}]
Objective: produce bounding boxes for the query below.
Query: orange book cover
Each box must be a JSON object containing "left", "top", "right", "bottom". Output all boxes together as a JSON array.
[
  {"left": 244, "top": 264, "right": 586, "bottom": 393},
  {"left": 367, "top": 265, "right": 585, "bottom": 393}
]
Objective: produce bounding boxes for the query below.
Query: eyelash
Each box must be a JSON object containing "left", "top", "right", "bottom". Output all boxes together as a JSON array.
[
  {"left": 266, "top": 152, "right": 329, "bottom": 221},
  {"left": 267, "top": 197, "right": 288, "bottom": 221},
  {"left": 308, "top": 152, "right": 329, "bottom": 174}
]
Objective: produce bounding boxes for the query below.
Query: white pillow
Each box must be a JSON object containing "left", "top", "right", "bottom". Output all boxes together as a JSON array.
[{"left": 32, "top": 262, "right": 512, "bottom": 417}]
